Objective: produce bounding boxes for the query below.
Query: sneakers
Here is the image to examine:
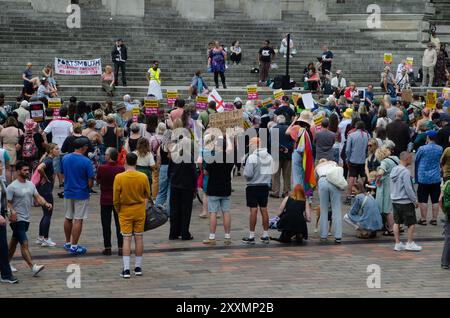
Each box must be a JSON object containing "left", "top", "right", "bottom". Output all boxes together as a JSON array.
[
  {"left": 441, "top": 265, "right": 450, "bottom": 270},
  {"left": 405, "top": 242, "right": 422, "bottom": 252},
  {"left": 120, "top": 269, "right": 131, "bottom": 279},
  {"left": 9, "top": 264, "right": 18, "bottom": 273},
  {"left": 70, "top": 246, "right": 87, "bottom": 256},
  {"left": 202, "top": 239, "right": 216, "bottom": 246},
  {"left": 41, "top": 238, "right": 56, "bottom": 247},
  {"left": 394, "top": 242, "right": 406, "bottom": 251},
  {"left": 134, "top": 267, "right": 142, "bottom": 276},
  {"left": 35, "top": 237, "right": 44, "bottom": 245},
  {"left": 260, "top": 236, "right": 270, "bottom": 244},
  {"left": 224, "top": 238, "right": 232, "bottom": 246},
  {"left": 32, "top": 264, "right": 45, "bottom": 277},
  {"left": 242, "top": 237, "right": 256, "bottom": 245},
  {"left": 0, "top": 276, "right": 19, "bottom": 284},
  {"left": 63, "top": 243, "right": 71, "bottom": 251}
]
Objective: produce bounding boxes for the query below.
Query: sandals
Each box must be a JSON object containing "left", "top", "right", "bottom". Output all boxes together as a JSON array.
[
  {"left": 417, "top": 219, "right": 427, "bottom": 226},
  {"left": 429, "top": 220, "right": 438, "bottom": 226},
  {"left": 383, "top": 230, "right": 394, "bottom": 237}
]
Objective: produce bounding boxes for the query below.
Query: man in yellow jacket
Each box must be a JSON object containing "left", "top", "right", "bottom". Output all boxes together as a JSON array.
[{"left": 113, "top": 153, "right": 150, "bottom": 279}]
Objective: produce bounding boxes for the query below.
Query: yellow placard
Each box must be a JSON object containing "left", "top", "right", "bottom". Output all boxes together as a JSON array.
[
  {"left": 426, "top": 90, "right": 437, "bottom": 109},
  {"left": 406, "top": 57, "right": 414, "bottom": 66},
  {"left": 261, "top": 98, "right": 273, "bottom": 108},
  {"left": 384, "top": 53, "right": 393, "bottom": 65},
  {"left": 442, "top": 87, "right": 450, "bottom": 98},
  {"left": 274, "top": 89, "right": 284, "bottom": 101},
  {"left": 48, "top": 98, "right": 62, "bottom": 109},
  {"left": 292, "top": 93, "right": 302, "bottom": 107},
  {"left": 314, "top": 114, "right": 324, "bottom": 127},
  {"left": 166, "top": 90, "right": 178, "bottom": 99}
]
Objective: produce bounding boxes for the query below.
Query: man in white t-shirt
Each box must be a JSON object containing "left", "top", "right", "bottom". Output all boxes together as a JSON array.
[{"left": 43, "top": 107, "right": 73, "bottom": 188}]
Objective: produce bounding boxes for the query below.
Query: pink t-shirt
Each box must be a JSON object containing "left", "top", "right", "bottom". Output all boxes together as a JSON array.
[
  {"left": 101, "top": 73, "right": 115, "bottom": 82},
  {"left": 170, "top": 108, "right": 184, "bottom": 123}
]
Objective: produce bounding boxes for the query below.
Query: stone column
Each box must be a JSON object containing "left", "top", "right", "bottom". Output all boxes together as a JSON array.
[
  {"left": 243, "top": 0, "right": 281, "bottom": 20},
  {"left": 31, "top": 0, "right": 71, "bottom": 13},
  {"left": 102, "top": 0, "right": 145, "bottom": 17},
  {"left": 223, "top": 0, "right": 240, "bottom": 10},
  {"left": 172, "top": 0, "right": 214, "bottom": 21}
]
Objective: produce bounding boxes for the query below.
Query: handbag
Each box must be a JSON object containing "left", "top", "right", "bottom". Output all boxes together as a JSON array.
[
  {"left": 31, "top": 168, "right": 41, "bottom": 186},
  {"left": 144, "top": 200, "right": 168, "bottom": 231}
]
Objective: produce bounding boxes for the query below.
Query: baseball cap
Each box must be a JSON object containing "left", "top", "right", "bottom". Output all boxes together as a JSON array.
[
  {"left": 73, "top": 137, "right": 90, "bottom": 150},
  {"left": 426, "top": 130, "right": 438, "bottom": 138},
  {"left": 20, "top": 100, "right": 29, "bottom": 108}
]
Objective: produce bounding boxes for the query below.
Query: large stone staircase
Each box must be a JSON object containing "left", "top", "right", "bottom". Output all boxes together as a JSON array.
[{"left": 0, "top": 0, "right": 439, "bottom": 104}]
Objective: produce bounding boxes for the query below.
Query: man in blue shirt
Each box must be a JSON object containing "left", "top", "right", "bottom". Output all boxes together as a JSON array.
[
  {"left": 61, "top": 137, "right": 95, "bottom": 256},
  {"left": 415, "top": 130, "right": 443, "bottom": 226},
  {"left": 364, "top": 84, "right": 374, "bottom": 107}
]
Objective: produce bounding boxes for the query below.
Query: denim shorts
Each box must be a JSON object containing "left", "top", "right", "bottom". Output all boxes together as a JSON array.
[
  {"left": 10, "top": 221, "right": 29, "bottom": 244},
  {"left": 53, "top": 155, "right": 62, "bottom": 174},
  {"left": 208, "top": 196, "right": 231, "bottom": 213}
]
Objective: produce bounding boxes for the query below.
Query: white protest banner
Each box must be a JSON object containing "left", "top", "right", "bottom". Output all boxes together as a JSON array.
[{"left": 55, "top": 57, "right": 102, "bottom": 75}]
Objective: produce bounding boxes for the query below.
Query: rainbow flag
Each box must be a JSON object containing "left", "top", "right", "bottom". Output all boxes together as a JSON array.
[{"left": 296, "top": 128, "right": 316, "bottom": 195}]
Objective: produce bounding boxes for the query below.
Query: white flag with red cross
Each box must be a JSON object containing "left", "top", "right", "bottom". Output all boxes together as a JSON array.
[{"left": 208, "top": 89, "right": 225, "bottom": 113}]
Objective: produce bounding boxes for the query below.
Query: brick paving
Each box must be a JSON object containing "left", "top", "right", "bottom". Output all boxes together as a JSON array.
[{"left": 1, "top": 176, "right": 449, "bottom": 297}]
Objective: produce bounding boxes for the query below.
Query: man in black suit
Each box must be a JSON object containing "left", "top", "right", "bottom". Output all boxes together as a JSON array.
[{"left": 111, "top": 39, "right": 128, "bottom": 87}]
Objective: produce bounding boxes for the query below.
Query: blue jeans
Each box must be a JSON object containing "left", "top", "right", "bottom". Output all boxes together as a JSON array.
[
  {"left": 155, "top": 165, "right": 170, "bottom": 214},
  {"left": 318, "top": 178, "right": 343, "bottom": 239},
  {"left": 292, "top": 150, "right": 304, "bottom": 188},
  {"left": 0, "top": 224, "right": 12, "bottom": 279}
]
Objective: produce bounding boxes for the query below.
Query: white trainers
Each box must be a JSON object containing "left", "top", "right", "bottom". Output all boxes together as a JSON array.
[
  {"left": 9, "top": 264, "right": 18, "bottom": 273},
  {"left": 35, "top": 237, "right": 44, "bottom": 245},
  {"left": 394, "top": 242, "right": 406, "bottom": 251},
  {"left": 405, "top": 242, "right": 422, "bottom": 252},
  {"left": 344, "top": 214, "right": 359, "bottom": 230},
  {"left": 41, "top": 238, "right": 56, "bottom": 247},
  {"left": 32, "top": 264, "right": 45, "bottom": 277}
]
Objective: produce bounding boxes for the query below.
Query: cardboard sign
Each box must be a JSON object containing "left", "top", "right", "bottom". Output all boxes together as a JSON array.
[
  {"left": 132, "top": 107, "right": 140, "bottom": 123},
  {"left": 274, "top": 89, "right": 284, "bottom": 101},
  {"left": 426, "top": 90, "right": 437, "bottom": 109},
  {"left": 144, "top": 99, "right": 160, "bottom": 116},
  {"left": 166, "top": 90, "right": 178, "bottom": 108},
  {"left": 196, "top": 95, "right": 208, "bottom": 110},
  {"left": 30, "top": 102, "right": 45, "bottom": 123},
  {"left": 384, "top": 53, "right": 393, "bottom": 65},
  {"left": 401, "top": 89, "right": 413, "bottom": 103},
  {"left": 48, "top": 98, "right": 62, "bottom": 117},
  {"left": 261, "top": 98, "right": 273, "bottom": 108},
  {"left": 208, "top": 109, "right": 244, "bottom": 133},
  {"left": 302, "top": 93, "right": 315, "bottom": 110},
  {"left": 247, "top": 85, "right": 258, "bottom": 101}
]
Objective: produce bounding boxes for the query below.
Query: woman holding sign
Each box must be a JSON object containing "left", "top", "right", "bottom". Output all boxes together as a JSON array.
[{"left": 146, "top": 61, "right": 163, "bottom": 100}]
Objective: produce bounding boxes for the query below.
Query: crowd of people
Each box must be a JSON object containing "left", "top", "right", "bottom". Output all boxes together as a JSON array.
[{"left": 2, "top": 35, "right": 450, "bottom": 284}]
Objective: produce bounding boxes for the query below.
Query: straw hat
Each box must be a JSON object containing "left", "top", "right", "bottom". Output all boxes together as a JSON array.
[{"left": 298, "top": 110, "right": 313, "bottom": 126}]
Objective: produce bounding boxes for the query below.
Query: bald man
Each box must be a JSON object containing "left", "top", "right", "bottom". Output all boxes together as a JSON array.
[{"left": 386, "top": 111, "right": 411, "bottom": 157}]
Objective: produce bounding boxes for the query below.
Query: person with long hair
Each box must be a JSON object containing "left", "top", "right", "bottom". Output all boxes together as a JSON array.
[
  {"left": 134, "top": 138, "right": 155, "bottom": 191},
  {"left": 229, "top": 41, "right": 242, "bottom": 65},
  {"left": 35, "top": 143, "right": 60, "bottom": 247},
  {"left": 272, "top": 185, "right": 311, "bottom": 243},
  {"left": 101, "top": 65, "right": 115, "bottom": 97},
  {"left": 0, "top": 117, "right": 23, "bottom": 183},
  {"left": 208, "top": 41, "right": 227, "bottom": 89}
]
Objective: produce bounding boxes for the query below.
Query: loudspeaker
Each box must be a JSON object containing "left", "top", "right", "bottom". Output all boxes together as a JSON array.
[{"left": 273, "top": 75, "right": 291, "bottom": 90}]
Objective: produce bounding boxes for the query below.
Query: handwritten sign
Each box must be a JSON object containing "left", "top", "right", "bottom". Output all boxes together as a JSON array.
[
  {"left": 144, "top": 99, "right": 160, "bottom": 116},
  {"left": 166, "top": 90, "right": 178, "bottom": 108},
  {"left": 274, "top": 89, "right": 284, "bottom": 101},
  {"left": 426, "top": 90, "right": 437, "bottom": 109},
  {"left": 402, "top": 89, "right": 413, "bottom": 103},
  {"left": 48, "top": 98, "right": 62, "bottom": 117},
  {"left": 405, "top": 57, "right": 414, "bottom": 72},
  {"left": 132, "top": 107, "right": 140, "bottom": 123},
  {"left": 247, "top": 85, "right": 258, "bottom": 101},
  {"left": 292, "top": 93, "right": 302, "bottom": 108},
  {"left": 30, "top": 102, "right": 45, "bottom": 123},
  {"left": 208, "top": 109, "right": 244, "bottom": 133},
  {"left": 384, "top": 53, "right": 393, "bottom": 65},
  {"left": 196, "top": 95, "right": 208, "bottom": 110}
]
